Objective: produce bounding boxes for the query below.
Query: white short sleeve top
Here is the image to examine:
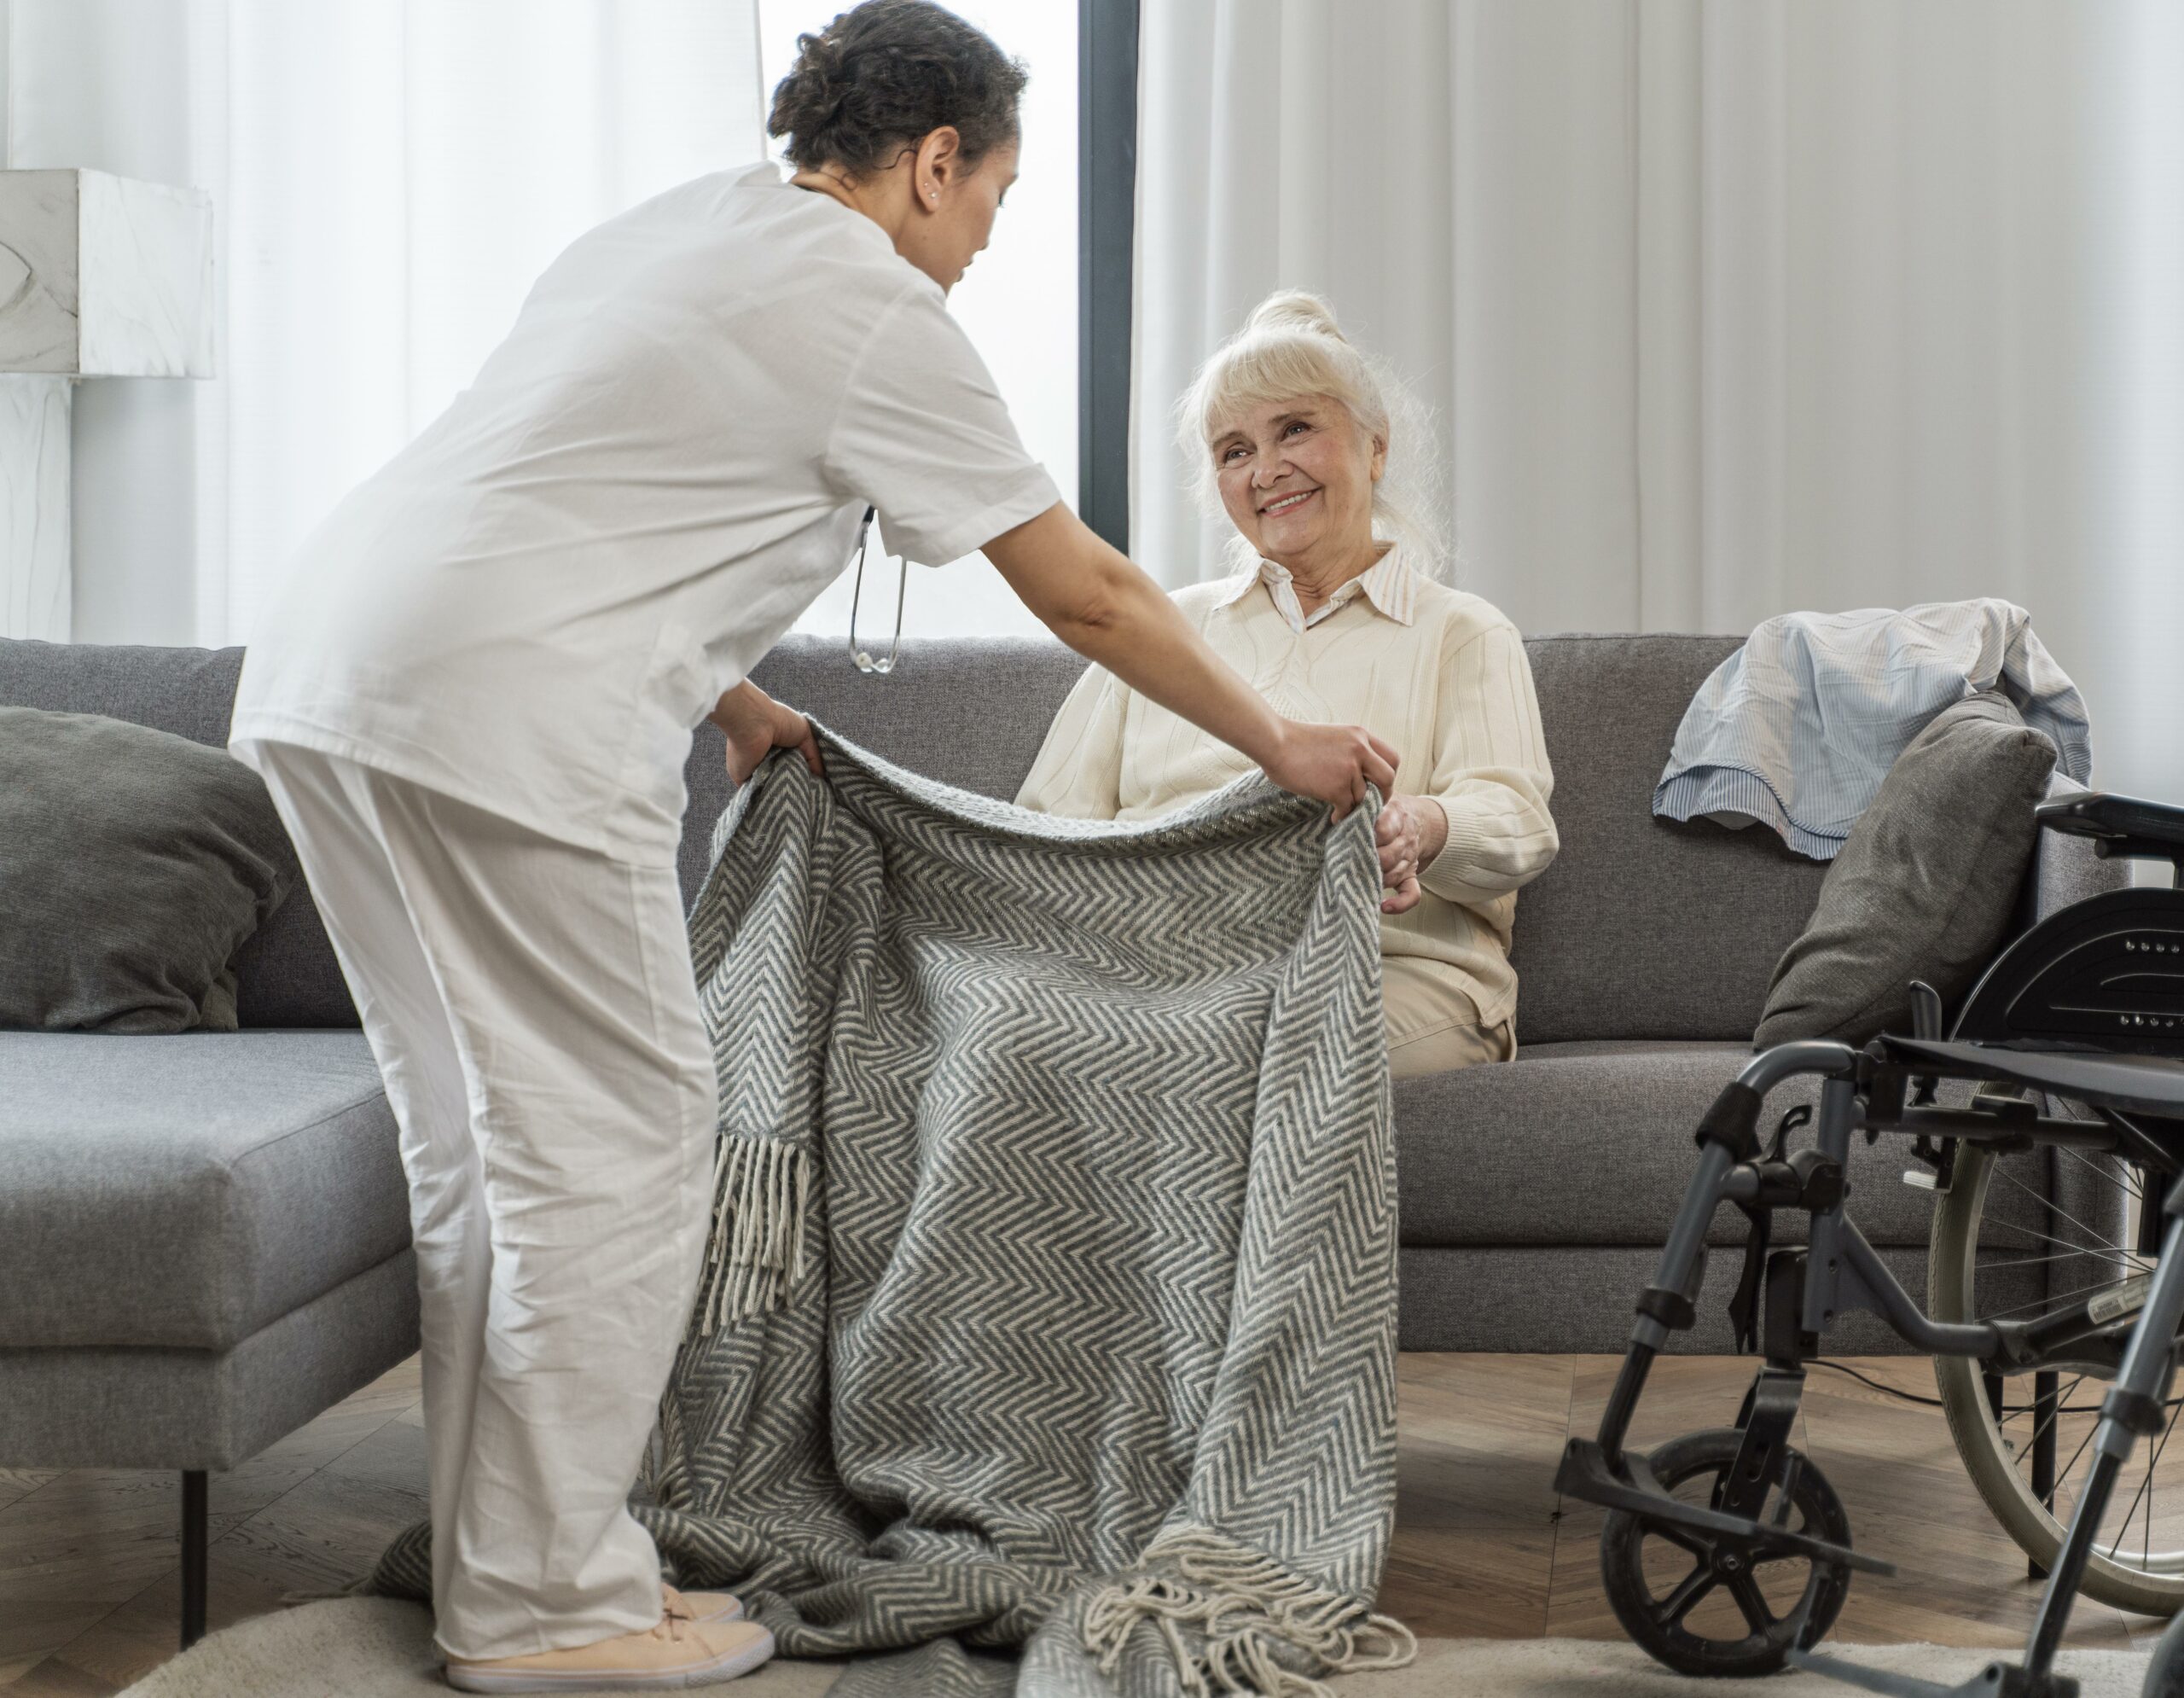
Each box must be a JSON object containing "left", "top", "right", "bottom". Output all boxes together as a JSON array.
[{"left": 230, "top": 161, "right": 1060, "bottom": 863}]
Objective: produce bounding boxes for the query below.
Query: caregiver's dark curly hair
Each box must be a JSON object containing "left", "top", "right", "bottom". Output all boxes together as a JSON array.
[{"left": 767, "top": 0, "right": 1027, "bottom": 181}]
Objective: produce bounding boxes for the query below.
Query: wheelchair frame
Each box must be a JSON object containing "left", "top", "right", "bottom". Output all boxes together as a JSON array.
[{"left": 1555, "top": 796, "right": 2184, "bottom": 1698}]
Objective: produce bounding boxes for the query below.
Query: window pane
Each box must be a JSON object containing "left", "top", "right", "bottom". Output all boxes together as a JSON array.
[{"left": 759, "top": 0, "right": 1078, "bottom": 639}]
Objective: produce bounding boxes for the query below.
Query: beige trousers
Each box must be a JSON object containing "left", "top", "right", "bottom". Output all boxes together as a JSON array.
[
  {"left": 1384, "top": 953, "right": 1516, "bottom": 1080},
  {"left": 235, "top": 741, "right": 717, "bottom": 1664}
]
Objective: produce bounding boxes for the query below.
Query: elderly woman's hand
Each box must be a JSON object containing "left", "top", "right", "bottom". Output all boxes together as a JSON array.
[{"left": 1375, "top": 795, "right": 1448, "bottom": 915}]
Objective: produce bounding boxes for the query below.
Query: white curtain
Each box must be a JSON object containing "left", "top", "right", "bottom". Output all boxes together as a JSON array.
[
  {"left": 3, "top": 0, "right": 764, "bottom": 648},
  {"left": 1135, "top": 0, "right": 2184, "bottom": 799}
]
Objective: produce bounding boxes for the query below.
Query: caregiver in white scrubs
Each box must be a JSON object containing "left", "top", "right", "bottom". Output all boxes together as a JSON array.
[{"left": 229, "top": 2, "right": 1398, "bottom": 1691}]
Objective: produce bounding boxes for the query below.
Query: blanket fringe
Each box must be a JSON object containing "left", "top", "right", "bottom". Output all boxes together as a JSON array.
[
  {"left": 686, "top": 1135, "right": 810, "bottom": 1336},
  {"left": 1080, "top": 1529, "right": 1416, "bottom": 1697}
]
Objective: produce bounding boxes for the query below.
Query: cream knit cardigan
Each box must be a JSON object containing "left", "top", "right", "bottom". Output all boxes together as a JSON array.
[{"left": 1014, "top": 551, "right": 1560, "bottom": 1032}]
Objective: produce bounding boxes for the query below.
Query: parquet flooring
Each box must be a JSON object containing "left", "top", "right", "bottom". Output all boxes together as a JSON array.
[{"left": 0, "top": 1352, "right": 2158, "bottom": 1694}]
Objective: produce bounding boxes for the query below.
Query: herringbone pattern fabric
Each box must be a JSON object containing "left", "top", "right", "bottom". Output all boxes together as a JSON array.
[{"left": 367, "top": 729, "right": 1408, "bottom": 1695}]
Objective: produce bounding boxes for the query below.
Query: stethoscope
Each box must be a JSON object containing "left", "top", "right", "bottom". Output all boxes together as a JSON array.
[{"left": 846, "top": 504, "right": 904, "bottom": 676}]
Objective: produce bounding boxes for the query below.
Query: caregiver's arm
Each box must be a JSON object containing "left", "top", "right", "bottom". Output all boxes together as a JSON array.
[{"left": 986, "top": 503, "right": 1398, "bottom": 821}]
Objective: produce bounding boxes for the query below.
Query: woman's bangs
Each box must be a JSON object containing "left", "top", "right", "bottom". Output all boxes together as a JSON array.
[{"left": 1194, "top": 333, "right": 1362, "bottom": 447}]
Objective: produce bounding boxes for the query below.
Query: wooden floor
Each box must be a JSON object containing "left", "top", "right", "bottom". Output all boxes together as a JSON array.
[{"left": 0, "top": 1352, "right": 2158, "bottom": 1694}]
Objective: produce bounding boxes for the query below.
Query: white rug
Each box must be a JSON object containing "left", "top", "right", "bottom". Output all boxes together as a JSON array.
[{"left": 115, "top": 1598, "right": 2153, "bottom": 1696}]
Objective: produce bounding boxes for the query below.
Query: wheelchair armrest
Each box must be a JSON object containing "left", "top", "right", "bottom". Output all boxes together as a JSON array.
[
  {"left": 2037, "top": 788, "right": 2184, "bottom": 873},
  {"left": 2025, "top": 776, "right": 2135, "bottom": 928}
]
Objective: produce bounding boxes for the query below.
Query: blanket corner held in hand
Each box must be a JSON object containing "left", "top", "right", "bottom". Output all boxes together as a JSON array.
[{"left": 368, "top": 726, "right": 1413, "bottom": 1697}]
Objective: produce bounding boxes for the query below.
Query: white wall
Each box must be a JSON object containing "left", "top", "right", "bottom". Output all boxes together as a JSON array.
[
  {"left": 4, "top": 0, "right": 213, "bottom": 644},
  {"left": 4, "top": 0, "right": 767, "bottom": 649}
]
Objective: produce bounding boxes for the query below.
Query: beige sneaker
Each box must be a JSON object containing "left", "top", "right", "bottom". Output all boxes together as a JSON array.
[
  {"left": 661, "top": 1583, "right": 744, "bottom": 1624},
  {"left": 443, "top": 1608, "right": 775, "bottom": 1691}
]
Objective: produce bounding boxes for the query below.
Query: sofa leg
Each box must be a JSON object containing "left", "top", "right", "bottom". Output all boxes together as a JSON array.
[{"left": 180, "top": 1470, "right": 208, "bottom": 1649}]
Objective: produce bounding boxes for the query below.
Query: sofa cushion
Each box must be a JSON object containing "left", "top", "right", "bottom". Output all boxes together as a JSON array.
[
  {"left": 1508, "top": 637, "right": 1832, "bottom": 1043},
  {"left": 0, "top": 638, "right": 357, "bottom": 1027},
  {"left": 0, "top": 707, "right": 293, "bottom": 1033},
  {"left": 1755, "top": 693, "right": 2057, "bottom": 1049},
  {"left": 1394, "top": 1039, "right": 2047, "bottom": 1252},
  {"left": 0, "top": 1029, "right": 409, "bottom": 1349}
]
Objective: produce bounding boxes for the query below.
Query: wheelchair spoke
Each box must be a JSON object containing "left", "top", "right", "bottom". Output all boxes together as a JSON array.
[
  {"left": 2006, "top": 1375, "right": 2086, "bottom": 1447},
  {"left": 2054, "top": 1143, "right": 2145, "bottom": 1202},
  {"left": 2051, "top": 1412, "right": 2102, "bottom": 1517},
  {"left": 1652, "top": 1560, "right": 1717, "bottom": 1627},
  {"left": 1984, "top": 1248, "right": 2145, "bottom": 1276},
  {"left": 2106, "top": 1396, "right": 2183, "bottom": 1564},
  {"left": 1978, "top": 1215, "right": 2141, "bottom": 1276},
  {"left": 1983, "top": 1284, "right": 2131, "bottom": 1337},
  {"left": 1727, "top": 1568, "right": 1780, "bottom": 1634},
  {"left": 1998, "top": 1371, "right": 2082, "bottom": 1427},
  {"left": 1993, "top": 1164, "right": 2133, "bottom": 1259}
]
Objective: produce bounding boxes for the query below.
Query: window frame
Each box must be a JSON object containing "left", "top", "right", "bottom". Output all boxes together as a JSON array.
[{"left": 1077, "top": 0, "right": 1138, "bottom": 552}]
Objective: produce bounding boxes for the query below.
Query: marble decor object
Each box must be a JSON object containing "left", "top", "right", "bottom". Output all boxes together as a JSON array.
[{"left": 0, "top": 169, "right": 216, "bottom": 640}]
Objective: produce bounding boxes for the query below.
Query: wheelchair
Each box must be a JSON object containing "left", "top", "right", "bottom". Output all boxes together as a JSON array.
[{"left": 1554, "top": 790, "right": 2184, "bottom": 1698}]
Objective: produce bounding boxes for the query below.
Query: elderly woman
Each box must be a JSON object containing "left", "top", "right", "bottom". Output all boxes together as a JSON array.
[{"left": 1016, "top": 293, "right": 1559, "bottom": 1078}]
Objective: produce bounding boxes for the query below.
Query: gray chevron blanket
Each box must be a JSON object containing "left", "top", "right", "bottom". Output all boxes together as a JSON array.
[{"left": 368, "top": 728, "right": 1410, "bottom": 1695}]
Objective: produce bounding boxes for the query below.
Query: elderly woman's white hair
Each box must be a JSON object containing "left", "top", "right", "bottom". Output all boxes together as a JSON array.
[{"left": 1176, "top": 290, "right": 1448, "bottom": 577}]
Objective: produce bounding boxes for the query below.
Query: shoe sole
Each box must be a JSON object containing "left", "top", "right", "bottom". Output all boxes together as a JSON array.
[{"left": 444, "top": 1625, "right": 775, "bottom": 1692}]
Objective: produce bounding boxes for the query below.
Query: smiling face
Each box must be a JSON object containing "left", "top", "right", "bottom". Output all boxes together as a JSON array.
[{"left": 1211, "top": 394, "right": 1386, "bottom": 575}]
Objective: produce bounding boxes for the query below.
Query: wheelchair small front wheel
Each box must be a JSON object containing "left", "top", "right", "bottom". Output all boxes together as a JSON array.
[{"left": 1600, "top": 1428, "right": 1854, "bottom": 1678}]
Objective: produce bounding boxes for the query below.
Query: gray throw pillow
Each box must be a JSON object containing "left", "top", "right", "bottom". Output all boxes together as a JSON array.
[
  {"left": 1754, "top": 693, "right": 2057, "bottom": 1050},
  {"left": 0, "top": 707, "right": 293, "bottom": 1033}
]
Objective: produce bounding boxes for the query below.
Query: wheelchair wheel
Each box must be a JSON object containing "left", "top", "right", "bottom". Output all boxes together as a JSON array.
[
  {"left": 1929, "top": 1139, "right": 2184, "bottom": 1615},
  {"left": 1600, "top": 1428, "right": 1853, "bottom": 1678}
]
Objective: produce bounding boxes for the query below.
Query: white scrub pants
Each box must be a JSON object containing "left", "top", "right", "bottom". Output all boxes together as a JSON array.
[{"left": 237, "top": 741, "right": 717, "bottom": 1663}]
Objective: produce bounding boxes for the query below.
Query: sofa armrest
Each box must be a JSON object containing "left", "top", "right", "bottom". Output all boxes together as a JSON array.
[{"left": 2028, "top": 773, "right": 2135, "bottom": 924}]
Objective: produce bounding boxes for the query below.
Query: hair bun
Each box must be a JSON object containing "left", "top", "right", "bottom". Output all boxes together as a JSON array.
[
  {"left": 767, "top": 0, "right": 1026, "bottom": 180},
  {"left": 1245, "top": 289, "right": 1346, "bottom": 342}
]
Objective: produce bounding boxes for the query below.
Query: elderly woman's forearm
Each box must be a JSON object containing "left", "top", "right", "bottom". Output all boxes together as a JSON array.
[{"left": 1420, "top": 782, "right": 1560, "bottom": 903}]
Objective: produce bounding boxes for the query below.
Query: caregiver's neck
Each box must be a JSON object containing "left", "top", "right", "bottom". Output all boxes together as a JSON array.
[
  {"left": 791, "top": 166, "right": 909, "bottom": 241},
  {"left": 1270, "top": 535, "right": 1391, "bottom": 619}
]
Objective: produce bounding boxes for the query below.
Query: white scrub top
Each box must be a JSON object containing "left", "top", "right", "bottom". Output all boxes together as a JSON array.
[{"left": 230, "top": 160, "right": 1060, "bottom": 864}]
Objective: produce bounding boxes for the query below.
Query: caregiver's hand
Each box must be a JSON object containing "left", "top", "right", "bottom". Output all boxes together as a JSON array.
[
  {"left": 985, "top": 503, "right": 1397, "bottom": 821},
  {"left": 710, "top": 681, "right": 822, "bottom": 785},
  {"left": 1263, "top": 722, "right": 1403, "bottom": 826},
  {"left": 1374, "top": 794, "right": 1449, "bottom": 916}
]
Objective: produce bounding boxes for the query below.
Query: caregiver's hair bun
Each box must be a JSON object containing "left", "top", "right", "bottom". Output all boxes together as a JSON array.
[
  {"left": 1244, "top": 291, "right": 1349, "bottom": 343},
  {"left": 769, "top": 1, "right": 1028, "bottom": 180}
]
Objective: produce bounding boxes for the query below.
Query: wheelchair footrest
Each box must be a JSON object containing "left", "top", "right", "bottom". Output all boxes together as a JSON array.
[
  {"left": 1554, "top": 1438, "right": 1897, "bottom": 1577},
  {"left": 1786, "top": 1648, "right": 2077, "bottom": 1698}
]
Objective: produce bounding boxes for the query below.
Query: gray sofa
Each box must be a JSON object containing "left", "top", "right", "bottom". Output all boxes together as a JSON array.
[{"left": 0, "top": 629, "right": 2123, "bottom": 1647}]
